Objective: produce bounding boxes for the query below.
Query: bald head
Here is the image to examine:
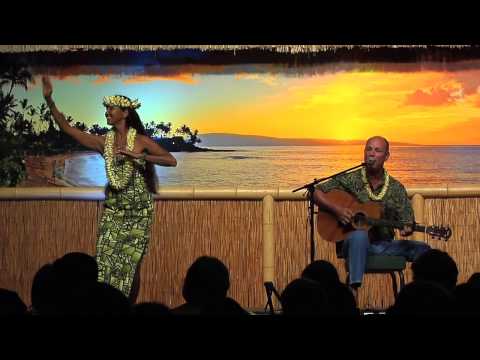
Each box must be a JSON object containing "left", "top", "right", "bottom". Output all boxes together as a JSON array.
[
  {"left": 366, "top": 136, "right": 389, "bottom": 154},
  {"left": 364, "top": 136, "right": 390, "bottom": 170}
]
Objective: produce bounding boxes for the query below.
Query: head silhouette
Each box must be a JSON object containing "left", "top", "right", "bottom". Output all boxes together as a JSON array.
[
  {"left": 468, "top": 273, "right": 480, "bottom": 289},
  {"left": 53, "top": 252, "right": 98, "bottom": 285},
  {"left": 412, "top": 249, "right": 458, "bottom": 291},
  {"left": 387, "top": 281, "right": 454, "bottom": 317},
  {"left": 182, "top": 256, "right": 230, "bottom": 307},
  {"left": 327, "top": 282, "right": 360, "bottom": 318},
  {"left": 301, "top": 260, "right": 340, "bottom": 289},
  {"left": 454, "top": 282, "right": 480, "bottom": 316},
  {"left": 132, "top": 302, "right": 172, "bottom": 318},
  {"left": 280, "top": 278, "right": 329, "bottom": 316},
  {"left": 31, "top": 263, "right": 61, "bottom": 316},
  {"left": 0, "top": 289, "right": 27, "bottom": 317},
  {"left": 66, "top": 282, "right": 131, "bottom": 316}
]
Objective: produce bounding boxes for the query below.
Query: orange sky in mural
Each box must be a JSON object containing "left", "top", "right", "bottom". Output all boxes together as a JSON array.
[
  {"left": 190, "top": 70, "right": 480, "bottom": 145},
  {"left": 22, "top": 65, "right": 480, "bottom": 145}
]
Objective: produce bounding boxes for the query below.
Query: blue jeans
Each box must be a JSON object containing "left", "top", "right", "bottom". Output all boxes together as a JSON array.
[{"left": 342, "top": 230, "right": 431, "bottom": 286}]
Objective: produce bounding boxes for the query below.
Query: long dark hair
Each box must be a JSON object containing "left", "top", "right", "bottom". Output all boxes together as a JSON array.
[{"left": 115, "top": 96, "right": 157, "bottom": 193}]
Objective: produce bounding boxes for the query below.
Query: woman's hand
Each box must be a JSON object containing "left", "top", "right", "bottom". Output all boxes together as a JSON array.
[
  {"left": 116, "top": 148, "right": 144, "bottom": 160},
  {"left": 42, "top": 76, "right": 53, "bottom": 99}
]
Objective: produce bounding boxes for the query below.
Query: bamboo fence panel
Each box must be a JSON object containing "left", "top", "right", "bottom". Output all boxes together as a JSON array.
[{"left": 1, "top": 186, "right": 480, "bottom": 310}]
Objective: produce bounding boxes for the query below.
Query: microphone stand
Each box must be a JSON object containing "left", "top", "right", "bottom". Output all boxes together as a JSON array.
[
  {"left": 264, "top": 281, "right": 282, "bottom": 315},
  {"left": 292, "top": 162, "right": 367, "bottom": 263}
]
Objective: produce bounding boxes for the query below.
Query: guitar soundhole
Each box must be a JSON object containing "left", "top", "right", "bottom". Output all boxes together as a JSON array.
[{"left": 352, "top": 212, "right": 368, "bottom": 228}]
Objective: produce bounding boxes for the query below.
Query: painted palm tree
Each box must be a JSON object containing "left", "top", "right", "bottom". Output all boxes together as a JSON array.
[
  {"left": 89, "top": 123, "right": 109, "bottom": 135},
  {"left": 157, "top": 121, "right": 172, "bottom": 137},
  {"left": 175, "top": 124, "right": 191, "bottom": 137},
  {"left": 73, "top": 121, "right": 88, "bottom": 132},
  {"left": 146, "top": 121, "right": 159, "bottom": 137},
  {"left": 0, "top": 92, "right": 15, "bottom": 126},
  {"left": 188, "top": 129, "right": 201, "bottom": 145},
  {"left": 0, "top": 65, "right": 32, "bottom": 96},
  {"left": 0, "top": 65, "right": 32, "bottom": 186},
  {"left": 0, "top": 66, "right": 32, "bottom": 130}
]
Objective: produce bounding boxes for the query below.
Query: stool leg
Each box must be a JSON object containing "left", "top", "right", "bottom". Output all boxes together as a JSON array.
[
  {"left": 398, "top": 271, "right": 405, "bottom": 290},
  {"left": 390, "top": 272, "right": 398, "bottom": 298}
]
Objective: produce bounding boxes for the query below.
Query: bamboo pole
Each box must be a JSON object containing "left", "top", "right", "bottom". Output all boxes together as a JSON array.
[
  {"left": 411, "top": 193, "right": 425, "bottom": 241},
  {"left": 263, "top": 195, "right": 275, "bottom": 283}
]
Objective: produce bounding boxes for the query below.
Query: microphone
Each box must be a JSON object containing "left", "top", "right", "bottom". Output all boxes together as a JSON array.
[{"left": 364, "top": 158, "right": 375, "bottom": 166}]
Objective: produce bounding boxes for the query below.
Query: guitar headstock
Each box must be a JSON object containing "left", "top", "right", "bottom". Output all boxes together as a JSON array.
[{"left": 427, "top": 225, "right": 452, "bottom": 242}]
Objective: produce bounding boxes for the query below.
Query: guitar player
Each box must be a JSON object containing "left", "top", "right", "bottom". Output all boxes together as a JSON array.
[{"left": 313, "top": 136, "right": 431, "bottom": 297}]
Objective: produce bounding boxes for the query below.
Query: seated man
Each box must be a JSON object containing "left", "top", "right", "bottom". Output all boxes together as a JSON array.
[{"left": 313, "top": 136, "right": 431, "bottom": 295}]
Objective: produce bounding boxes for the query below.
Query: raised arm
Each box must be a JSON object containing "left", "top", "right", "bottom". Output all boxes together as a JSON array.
[{"left": 42, "top": 76, "right": 105, "bottom": 153}]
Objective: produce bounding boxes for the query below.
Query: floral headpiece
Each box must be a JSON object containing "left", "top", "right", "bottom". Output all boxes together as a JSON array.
[{"left": 102, "top": 95, "right": 141, "bottom": 110}]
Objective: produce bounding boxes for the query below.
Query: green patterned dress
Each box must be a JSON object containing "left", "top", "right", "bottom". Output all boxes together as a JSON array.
[{"left": 96, "top": 133, "right": 154, "bottom": 297}]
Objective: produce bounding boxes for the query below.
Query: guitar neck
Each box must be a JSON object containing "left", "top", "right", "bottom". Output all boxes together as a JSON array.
[
  {"left": 368, "top": 218, "right": 426, "bottom": 232},
  {"left": 367, "top": 218, "right": 450, "bottom": 241}
]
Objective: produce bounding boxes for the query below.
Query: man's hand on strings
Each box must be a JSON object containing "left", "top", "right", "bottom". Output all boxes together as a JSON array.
[
  {"left": 400, "top": 225, "right": 413, "bottom": 237},
  {"left": 335, "top": 207, "right": 353, "bottom": 225}
]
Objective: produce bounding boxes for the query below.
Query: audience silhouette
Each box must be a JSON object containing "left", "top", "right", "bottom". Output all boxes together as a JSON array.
[{"left": 1, "top": 250, "right": 478, "bottom": 317}]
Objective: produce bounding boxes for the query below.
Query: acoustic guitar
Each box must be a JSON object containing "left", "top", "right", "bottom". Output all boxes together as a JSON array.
[{"left": 316, "top": 189, "right": 452, "bottom": 243}]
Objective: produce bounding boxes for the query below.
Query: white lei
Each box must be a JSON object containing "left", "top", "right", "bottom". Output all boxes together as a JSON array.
[
  {"left": 104, "top": 128, "right": 137, "bottom": 190},
  {"left": 361, "top": 166, "right": 390, "bottom": 201}
]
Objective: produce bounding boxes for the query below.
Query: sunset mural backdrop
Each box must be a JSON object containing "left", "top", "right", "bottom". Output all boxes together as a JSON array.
[
  {"left": 3, "top": 60, "right": 480, "bottom": 188},
  {"left": 14, "top": 62, "right": 480, "bottom": 145}
]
